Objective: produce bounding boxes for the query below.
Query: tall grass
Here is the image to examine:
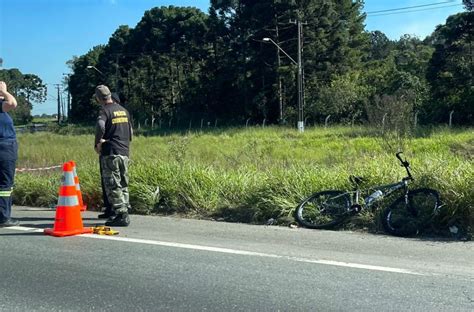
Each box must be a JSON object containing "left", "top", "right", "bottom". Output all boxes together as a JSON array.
[{"left": 14, "top": 126, "right": 473, "bottom": 234}]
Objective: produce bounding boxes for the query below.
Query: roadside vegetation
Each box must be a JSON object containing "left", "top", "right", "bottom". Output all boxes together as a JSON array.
[{"left": 14, "top": 126, "right": 473, "bottom": 236}]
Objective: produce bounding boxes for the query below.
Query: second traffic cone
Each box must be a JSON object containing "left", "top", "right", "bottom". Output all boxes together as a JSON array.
[
  {"left": 69, "top": 160, "right": 87, "bottom": 211},
  {"left": 44, "top": 162, "right": 93, "bottom": 237}
]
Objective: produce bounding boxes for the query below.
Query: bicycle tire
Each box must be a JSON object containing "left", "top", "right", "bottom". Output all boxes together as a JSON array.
[
  {"left": 295, "top": 190, "right": 351, "bottom": 229},
  {"left": 382, "top": 188, "right": 440, "bottom": 237}
]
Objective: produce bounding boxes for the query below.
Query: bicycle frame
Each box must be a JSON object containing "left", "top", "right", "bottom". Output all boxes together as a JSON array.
[
  {"left": 352, "top": 180, "right": 408, "bottom": 210},
  {"left": 349, "top": 152, "right": 413, "bottom": 211}
]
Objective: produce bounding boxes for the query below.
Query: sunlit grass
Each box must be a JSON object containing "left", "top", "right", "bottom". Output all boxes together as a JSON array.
[{"left": 14, "top": 125, "right": 473, "bottom": 234}]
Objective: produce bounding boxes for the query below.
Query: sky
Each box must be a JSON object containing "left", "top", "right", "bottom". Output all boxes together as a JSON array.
[{"left": 0, "top": 0, "right": 466, "bottom": 115}]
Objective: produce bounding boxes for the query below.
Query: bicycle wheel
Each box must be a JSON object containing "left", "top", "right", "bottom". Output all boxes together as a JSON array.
[
  {"left": 382, "top": 188, "right": 440, "bottom": 237},
  {"left": 295, "top": 190, "right": 351, "bottom": 229}
]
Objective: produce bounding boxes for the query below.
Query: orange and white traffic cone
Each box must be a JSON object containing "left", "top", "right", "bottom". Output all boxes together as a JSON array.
[
  {"left": 69, "top": 160, "right": 87, "bottom": 211},
  {"left": 44, "top": 162, "right": 93, "bottom": 237}
]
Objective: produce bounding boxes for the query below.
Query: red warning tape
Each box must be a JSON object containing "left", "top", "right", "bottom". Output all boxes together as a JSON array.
[{"left": 15, "top": 165, "right": 62, "bottom": 173}]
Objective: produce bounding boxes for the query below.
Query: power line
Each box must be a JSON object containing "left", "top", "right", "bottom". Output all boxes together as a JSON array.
[
  {"left": 367, "top": 3, "right": 462, "bottom": 17},
  {"left": 366, "top": 0, "right": 458, "bottom": 14}
]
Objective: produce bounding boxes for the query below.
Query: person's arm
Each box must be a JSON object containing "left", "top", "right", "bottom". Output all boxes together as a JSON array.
[
  {"left": 127, "top": 110, "right": 133, "bottom": 142},
  {"left": 94, "top": 110, "right": 107, "bottom": 153},
  {"left": 0, "top": 81, "right": 18, "bottom": 112}
]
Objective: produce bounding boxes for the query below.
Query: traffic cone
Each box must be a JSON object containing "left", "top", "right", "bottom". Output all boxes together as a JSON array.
[
  {"left": 69, "top": 160, "right": 87, "bottom": 211},
  {"left": 44, "top": 162, "right": 93, "bottom": 237}
]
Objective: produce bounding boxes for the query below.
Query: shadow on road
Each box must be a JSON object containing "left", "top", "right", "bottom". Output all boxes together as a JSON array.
[
  {"left": 0, "top": 232, "right": 44, "bottom": 236},
  {"left": 16, "top": 217, "right": 99, "bottom": 222}
]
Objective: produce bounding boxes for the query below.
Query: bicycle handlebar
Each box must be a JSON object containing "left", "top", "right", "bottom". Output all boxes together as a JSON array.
[{"left": 396, "top": 152, "right": 413, "bottom": 181}]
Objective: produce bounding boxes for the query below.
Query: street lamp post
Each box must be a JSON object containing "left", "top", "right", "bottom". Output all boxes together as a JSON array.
[{"left": 263, "top": 33, "right": 304, "bottom": 132}]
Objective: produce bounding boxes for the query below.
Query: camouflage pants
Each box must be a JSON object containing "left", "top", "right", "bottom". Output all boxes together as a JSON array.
[{"left": 100, "top": 155, "right": 130, "bottom": 214}]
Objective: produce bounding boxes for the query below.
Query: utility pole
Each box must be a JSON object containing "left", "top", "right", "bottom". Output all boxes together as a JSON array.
[
  {"left": 62, "top": 73, "right": 71, "bottom": 121},
  {"left": 274, "top": 12, "right": 283, "bottom": 123},
  {"left": 290, "top": 18, "right": 305, "bottom": 132},
  {"left": 297, "top": 19, "right": 304, "bottom": 132},
  {"left": 264, "top": 16, "right": 306, "bottom": 132},
  {"left": 67, "top": 89, "right": 71, "bottom": 116},
  {"left": 54, "top": 84, "right": 61, "bottom": 123}
]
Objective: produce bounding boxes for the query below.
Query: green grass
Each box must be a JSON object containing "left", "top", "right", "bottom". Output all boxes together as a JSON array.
[{"left": 14, "top": 126, "right": 474, "bottom": 235}]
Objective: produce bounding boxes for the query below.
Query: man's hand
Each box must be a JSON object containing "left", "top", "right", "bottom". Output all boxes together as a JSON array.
[
  {"left": 0, "top": 81, "right": 17, "bottom": 112},
  {"left": 0, "top": 81, "right": 7, "bottom": 96},
  {"left": 95, "top": 139, "right": 107, "bottom": 154}
]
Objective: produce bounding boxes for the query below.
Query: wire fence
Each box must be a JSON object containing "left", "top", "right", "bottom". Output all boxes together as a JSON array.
[
  {"left": 131, "top": 110, "right": 462, "bottom": 132},
  {"left": 15, "top": 123, "right": 49, "bottom": 133},
  {"left": 14, "top": 110, "right": 465, "bottom": 135}
]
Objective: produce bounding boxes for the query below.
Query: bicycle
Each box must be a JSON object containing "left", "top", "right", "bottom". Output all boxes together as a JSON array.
[{"left": 295, "top": 152, "right": 441, "bottom": 237}]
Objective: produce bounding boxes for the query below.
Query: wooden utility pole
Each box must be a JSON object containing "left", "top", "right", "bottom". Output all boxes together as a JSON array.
[
  {"left": 54, "top": 84, "right": 61, "bottom": 123},
  {"left": 290, "top": 18, "right": 305, "bottom": 132}
]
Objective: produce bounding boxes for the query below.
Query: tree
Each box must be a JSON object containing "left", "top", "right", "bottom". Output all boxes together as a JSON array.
[
  {"left": 427, "top": 12, "right": 474, "bottom": 124},
  {"left": 122, "top": 6, "right": 210, "bottom": 126},
  {"left": 209, "top": 0, "right": 368, "bottom": 124},
  {"left": 68, "top": 45, "right": 106, "bottom": 122},
  {"left": 367, "top": 31, "right": 394, "bottom": 61},
  {"left": 464, "top": 0, "right": 473, "bottom": 11}
]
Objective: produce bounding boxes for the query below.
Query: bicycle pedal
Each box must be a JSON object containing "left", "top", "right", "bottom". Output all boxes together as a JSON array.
[{"left": 349, "top": 205, "right": 362, "bottom": 213}]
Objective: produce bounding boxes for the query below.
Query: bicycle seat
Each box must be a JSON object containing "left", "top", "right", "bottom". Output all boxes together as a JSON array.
[{"left": 349, "top": 175, "right": 367, "bottom": 186}]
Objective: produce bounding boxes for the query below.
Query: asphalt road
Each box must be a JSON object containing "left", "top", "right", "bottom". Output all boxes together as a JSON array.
[{"left": 0, "top": 206, "right": 473, "bottom": 311}]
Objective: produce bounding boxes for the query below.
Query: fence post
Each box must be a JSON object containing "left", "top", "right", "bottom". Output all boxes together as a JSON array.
[
  {"left": 449, "top": 110, "right": 454, "bottom": 127},
  {"left": 214, "top": 119, "right": 218, "bottom": 128},
  {"left": 200, "top": 119, "right": 204, "bottom": 129},
  {"left": 168, "top": 119, "right": 172, "bottom": 129},
  {"left": 246, "top": 118, "right": 251, "bottom": 128},
  {"left": 324, "top": 115, "right": 331, "bottom": 128},
  {"left": 382, "top": 113, "right": 388, "bottom": 132},
  {"left": 351, "top": 115, "right": 356, "bottom": 127},
  {"left": 414, "top": 112, "right": 418, "bottom": 129},
  {"left": 151, "top": 116, "right": 156, "bottom": 129},
  {"left": 304, "top": 117, "right": 309, "bottom": 127},
  {"left": 262, "top": 118, "right": 266, "bottom": 128}
]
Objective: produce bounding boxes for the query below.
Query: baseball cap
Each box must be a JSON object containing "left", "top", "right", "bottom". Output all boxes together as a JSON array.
[{"left": 95, "top": 85, "right": 111, "bottom": 100}]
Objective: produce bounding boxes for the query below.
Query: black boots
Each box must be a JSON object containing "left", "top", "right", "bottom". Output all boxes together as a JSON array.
[
  {"left": 98, "top": 210, "right": 116, "bottom": 219},
  {"left": 0, "top": 218, "right": 20, "bottom": 227},
  {"left": 105, "top": 213, "right": 130, "bottom": 227}
]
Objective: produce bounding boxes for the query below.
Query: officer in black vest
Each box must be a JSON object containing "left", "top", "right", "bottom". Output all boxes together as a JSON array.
[
  {"left": 0, "top": 81, "right": 20, "bottom": 227},
  {"left": 94, "top": 85, "right": 132, "bottom": 226}
]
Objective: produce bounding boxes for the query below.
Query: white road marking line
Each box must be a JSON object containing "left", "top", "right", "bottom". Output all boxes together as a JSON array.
[
  {"left": 7, "top": 226, "right": 44, "bottom": 232},
  {"left": 7, "top": 226, "right": 425, "bottom": 275}
]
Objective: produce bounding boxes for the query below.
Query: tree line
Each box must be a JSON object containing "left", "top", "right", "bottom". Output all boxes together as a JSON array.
[{"left": 3, "top": 1, "right": 472, "bottom": 127}]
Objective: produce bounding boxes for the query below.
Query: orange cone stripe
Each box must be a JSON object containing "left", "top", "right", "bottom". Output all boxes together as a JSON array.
[{"left": 59, "top": 185, "right": 78, "bottom": 196}]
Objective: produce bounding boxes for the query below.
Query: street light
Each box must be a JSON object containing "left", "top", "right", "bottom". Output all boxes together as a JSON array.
[
  {"left": 86, "top": 65, "right": 106, "bottom": 78},
  {"left": 263, "top": 35, "right": 304, "bottom": 132}
]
